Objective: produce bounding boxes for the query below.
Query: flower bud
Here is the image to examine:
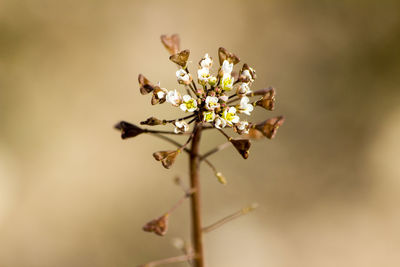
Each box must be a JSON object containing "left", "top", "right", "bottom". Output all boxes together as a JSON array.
[{"left": 215, "top": 172, "right": 227, "bottom": 185}]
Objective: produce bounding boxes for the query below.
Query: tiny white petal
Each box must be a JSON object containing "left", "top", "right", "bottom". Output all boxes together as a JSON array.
[
  {"left": 232, "top": 116, "right": 240, "bottom": 124},
  {"left": 180, "top": 103, "right": 187, "bottom": 111},
  {"left": 221, "top": 60, "right": 233, "bottom": 74}
]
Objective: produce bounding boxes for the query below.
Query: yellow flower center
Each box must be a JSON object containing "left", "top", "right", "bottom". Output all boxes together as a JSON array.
[
  {"left": 205, "top": 112, "right": 213, "bottom": 121},
  {"left": 225, "top": 112, "right": 234, "bottom": 121},
  {"left": 185, "top": 99, "right": 196, "bottom": 110},
  {"left": 222, "top": 77, "right": 233, "bottom": 90}
]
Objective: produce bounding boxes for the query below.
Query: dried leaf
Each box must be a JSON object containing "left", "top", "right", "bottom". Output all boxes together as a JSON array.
[
  {"left": 142, "top": 214, "right": 169, "bottom": 236},
  {"left": 230, "top": 139, "right": 251, "bottom": 159},
  {"left": 160, "top": 34, "right": 180, "bottom": 55},
  {"left": 255, "top": 88, "right": 276, "bottom": 111},
  {"left": 255, "top": 116, "right": 285, "bottom": 139},
  {"left": 140, "top": 117, "right": 164, "bottom": 126},
  {"left": 169, "top": 49, "right": 190, "bottom": 67},
  {"left": 115, "top": 121, "right": 144, "bottom": 139},
  {"left": 138, "top": 74, "right": 156, "bottom": 95},
  {"left": 218, "top": 47, "right": 240, "bottom": 65}
]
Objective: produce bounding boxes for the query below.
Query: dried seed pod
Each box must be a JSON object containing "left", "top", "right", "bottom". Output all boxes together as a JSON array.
[
  {"left": 246, "top": 127, "right": 264, "bottom": 140},
  {"left": 115, "top": 121, "right": 144, "bottom": 139},
  {"left": 230, "top": 139, "right": 251, "bottom": 159},
  {"left": 238, "top": 63, "right": 257, "bottom": 83},
  {"left": 153, "top": 150, "right": 180, "bottom": 169},
  {"left": 140, "top": 117, "right": 164, "bottom": 126},
  {"left": 218, "top": 47, "right": 240, "bottom": 65},
  {"left": 169, "top": 49, "right": 190, "bottom": 67},
  {"left": 142, "top": 214, "right": 169, "bottom": 236},
  {"left": 255, "top": 88, "right": 275, "bottom": 111},
  {"left": 138, "top": 74, "right": 156, "bottom": 95},
  {"left": 160, "top": 34, "right": 180, "bottom": 55},
  {"left": 151, "top": 86, "right": 168, "bottom": 105},
  {"left": 255, "top": 116, "right": 285, "bottom": 139}
]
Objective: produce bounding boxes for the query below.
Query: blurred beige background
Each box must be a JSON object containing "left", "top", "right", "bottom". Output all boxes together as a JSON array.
[{"left": 1, "top": 0, "right": 400, "bottom": 266}]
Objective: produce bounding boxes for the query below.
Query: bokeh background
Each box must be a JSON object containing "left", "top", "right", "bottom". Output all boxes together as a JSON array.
[{"left": 1, "top": 0, "right": 400, "bottom": 266}]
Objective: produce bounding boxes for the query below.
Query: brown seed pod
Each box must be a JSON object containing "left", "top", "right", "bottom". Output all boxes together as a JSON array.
[
  {"left": 140, "top": 117, "right": 164, "bottom": 126},
  {"left": 238, "top": 63, "right": 257, "bottom": 83},
  {"left": 255, "top": 88, "right": 276, "bottom": 111},
  {"left": 169, "top": 49, "right": 190, "bottom": 67},
  {"left": 138, "top": 74, "right": 156, "bottom": 95},
  {"left": 160, "top": 34, "right": 180, "bottom": 55},
  {"left": 153, "top": 150, "right": 180, "bottom": 169},
  {"left": 255, "top": 116, "right": 285, "bottom": 139},
  {"left": 114, "top": 121, "right": 144, "bottom": 139},
  {"left": 230, "top": 138, "right": 251, "bottom": 159},
  {"left": 142, "top": 214, "right": 169, "bottom": 236},
  {"left": 218, "top": 47, "right": 240, "bottom": 65}
]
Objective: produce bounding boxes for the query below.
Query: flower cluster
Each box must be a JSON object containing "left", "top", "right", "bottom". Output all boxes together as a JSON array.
[
  {"left": 138, "top": 44, "right": 277, "bottom": 137},
  {"left": 116, "top": 34, "right": 284, "bottom": 168}
]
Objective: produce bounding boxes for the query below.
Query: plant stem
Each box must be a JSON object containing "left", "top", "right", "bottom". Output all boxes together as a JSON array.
[{"left": 189, "top": 122, "right": 204, "bottom": 267}]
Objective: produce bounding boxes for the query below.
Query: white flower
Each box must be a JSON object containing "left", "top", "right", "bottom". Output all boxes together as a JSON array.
[
  {"left": 220, "top": 73, "right": 233, "bottom": 91},
  {"left": 166, "top": 90, "right": 182, "bottom": 106},
  {"left": 203, "top": 111, "right": 215, "bottom": 122},
  {"left": 200, "top": 53, "right": 213, "bottom": 68},
  {"left": 219, "top": 94, "right": 229, "bottom": 102},
  {"left": 222, "top": 107, "right": 240, "bottom": 126},
  {"left": 238, "top": 96, "right": 254, "bottom": 116},
  {"left": 208, "top": 76, "right": 217, "bottom": 86},
  {"left": 173, "top": 120, "right": 189, "bottom": 134},
  {"left": 221, "top": 60, "right": 233, "bottom": 74},
  {"left": 237, "top": 82, "right": 251, "bottom": 96},
  {"left": 157, "top": 90, "right": 166, "bottom": 99},
  {"left": 205, "top": 96, "right": 220, "bottom": 110},
  {"left": 180, "top": 95, "right": 198, "bottom": 112},
  {"left": 235, "top": 121, "right": 249, "bottom": 135},
  {"left": 214, "top": 116, "right": 227, "bottom": 129},
  {"left": 197, "top": 67, "right": 210, "bottom": 85},
  {"left": 176, "top": 69, "right": 192, "bottom": 85},
  {"left": 241, "top": 69, "right": 253, "bottom": 82}
]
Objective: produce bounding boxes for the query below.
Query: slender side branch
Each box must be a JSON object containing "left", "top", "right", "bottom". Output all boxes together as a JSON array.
[
  {"left": 200, "top": 142, "right": 230, "bottom": 161},
  {"left": 162, "top": 114, "right": 196, "bottom": 124},
  {"left": 144, "top": 129, "right": 188, "bottom": 135},
  {"left": 167, "top": 189, "right": 195, "bottom": 215},
  {"left": 202, "top": 203, "right": 259, "bottom": 233},
  {"left": 138, "top": 253, "right": 195, "bottom": 267},
  {"left": 227, "top": 87, "right": 275, "bottom": 104}
]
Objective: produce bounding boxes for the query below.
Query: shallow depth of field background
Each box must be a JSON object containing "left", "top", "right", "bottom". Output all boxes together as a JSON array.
[{"left": 1, "top": 1, "right": 400, "bottom": 266}]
